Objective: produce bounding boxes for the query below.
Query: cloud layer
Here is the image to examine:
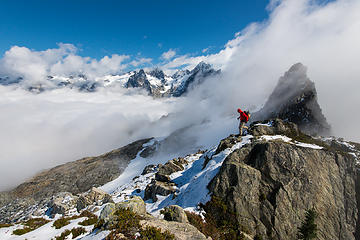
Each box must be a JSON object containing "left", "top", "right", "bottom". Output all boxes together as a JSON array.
[{"left": 1, "top": 0, "right": 360, "bottom": 190}]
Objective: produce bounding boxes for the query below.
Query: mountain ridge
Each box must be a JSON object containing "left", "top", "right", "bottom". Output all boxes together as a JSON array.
[{"left": 0, "top": 61, "right": 220, "bottom": 97}]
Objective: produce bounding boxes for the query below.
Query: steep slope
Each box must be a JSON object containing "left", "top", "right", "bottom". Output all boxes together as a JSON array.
[{"left": 254, "top": 63, "right": 331, "bottom": 136}]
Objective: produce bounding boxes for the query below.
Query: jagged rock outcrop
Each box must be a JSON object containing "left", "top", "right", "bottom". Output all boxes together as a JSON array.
[
  {"left": 208, "top": 121, "right": 358, "bottom": 240},
  {"left": 171, "top": 61, "right": 221, "bottom": 97},
  {"left": 254, "top": 63, "right": 331, "bottom": 136}
]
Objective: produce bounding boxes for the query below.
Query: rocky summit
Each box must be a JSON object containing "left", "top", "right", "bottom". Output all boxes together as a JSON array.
[{"left": 254, "top": 63, "right": 331, "bottom": 136}]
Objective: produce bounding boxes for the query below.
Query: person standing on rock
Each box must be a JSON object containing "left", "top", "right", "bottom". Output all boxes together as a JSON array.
[{"left": 237, "top": 108, "right": 250, "bottom": 136}]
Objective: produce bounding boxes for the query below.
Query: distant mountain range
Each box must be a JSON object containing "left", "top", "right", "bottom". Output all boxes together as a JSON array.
[{"left": 0, "top": 62, "right": 220, "bottom": 97}]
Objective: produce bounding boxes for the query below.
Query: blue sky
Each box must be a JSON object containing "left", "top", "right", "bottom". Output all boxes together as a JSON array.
[{"left": 0, "top": 0, "right": 269, "bottom": 62}]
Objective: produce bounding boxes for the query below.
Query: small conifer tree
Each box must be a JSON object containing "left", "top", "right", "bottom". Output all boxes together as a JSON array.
[{"left": 297, "top": 208, "right": 318, "bottom": 240}]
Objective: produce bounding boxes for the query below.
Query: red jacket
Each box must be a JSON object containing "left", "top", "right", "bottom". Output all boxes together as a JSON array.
[{"left": 237, "top": 108, "right": 249, "bottom": 123}]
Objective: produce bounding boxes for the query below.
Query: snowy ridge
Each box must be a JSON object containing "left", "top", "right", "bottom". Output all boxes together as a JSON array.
[{"left": 0, "top": 62, "right": 220, "bottom": 97}]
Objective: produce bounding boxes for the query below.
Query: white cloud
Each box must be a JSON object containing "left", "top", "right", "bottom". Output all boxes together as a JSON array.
[
  {"left": 0, "top": 43, "right": 131, "bottom": 87},
  {"left": 130, "top": 57, "right": 152, "bottom": 67},
  {"left": 160, "top": 49, "right": 176, "bottom": 60}
]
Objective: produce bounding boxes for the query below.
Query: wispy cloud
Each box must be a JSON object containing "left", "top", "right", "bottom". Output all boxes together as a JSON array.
[
  {"left": 130, "top": 57, "right": 152, "bottom": 67},
  {"left": 160, "top": 49, "right": 176, "bottom": 60}
]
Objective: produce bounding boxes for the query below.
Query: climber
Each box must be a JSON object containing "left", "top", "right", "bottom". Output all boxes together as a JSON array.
[{"left": 237, "top": 108, "right": 251, "bottom": 136}]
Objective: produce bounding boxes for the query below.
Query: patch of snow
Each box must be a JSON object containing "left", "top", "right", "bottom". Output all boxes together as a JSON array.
[
  {"left": 80, "top": 230, "right": 111, "bottom": 240},
  {"left": 260, "top": 135, "right": 292, "bottom": 142},
  {"left": 146, "top": 74, "right": 162, "bottom": 86},
  {"left": 260, "top": 135, "right": 323, "bottom": 149},
  {"left": 294, "top": 142, "right": 323, "bottom": 149},
  {"left": 254, "top": 121, "right": 272, "bottom": 127},
  {"left": 1, "top": 217, "right": 92, "bottom": 240}
]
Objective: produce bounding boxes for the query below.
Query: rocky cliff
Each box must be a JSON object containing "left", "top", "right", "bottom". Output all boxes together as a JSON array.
[{"left": 208, "top": 120, "right": 359, "bottom": 240}]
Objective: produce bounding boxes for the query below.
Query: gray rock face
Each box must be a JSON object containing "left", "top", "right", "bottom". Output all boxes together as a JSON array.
[
  {"left": 254, "top": 63, "right": 331, "bottom": 136},
  {"left": 208, "top": 136, "right": 358, "bottom": 240}
]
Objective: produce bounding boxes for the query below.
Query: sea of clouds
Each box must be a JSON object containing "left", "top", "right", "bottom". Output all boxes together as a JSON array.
[{"left": 1, "top": 0, "right": 360, "bottom": 190}]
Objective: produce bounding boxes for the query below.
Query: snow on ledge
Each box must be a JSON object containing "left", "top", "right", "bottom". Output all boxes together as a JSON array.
[{"left": 260, "top": 135, "right": 323, "bottom": 150}]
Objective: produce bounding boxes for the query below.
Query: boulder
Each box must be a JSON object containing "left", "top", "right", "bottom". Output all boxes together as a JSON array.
[
  {"left": 158, "top": 159, "right": 185, "bottom": 176},
  {"left": 47, "top": 192, "right": 78, "bottom": 216},
  {"left": 140, "top": 217, "right": 207, "bottom": 240},
  {"left": 144, "top": 180, "right": 177, "bottom": 202},
  {"left": 161, "top": 205, "right": 188, "bottom": 223},
  {"left": 76, "top": 187, "right": 113, "bottom": 211},
  {"left": 116, "top": 196, "right": 146, "bottom": 216},
  {"left": 155, "top": 172, "right": 171, "bottom": 182},
  {"left": 99, "top": 203, "right": 117, "bottom": 223}
]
